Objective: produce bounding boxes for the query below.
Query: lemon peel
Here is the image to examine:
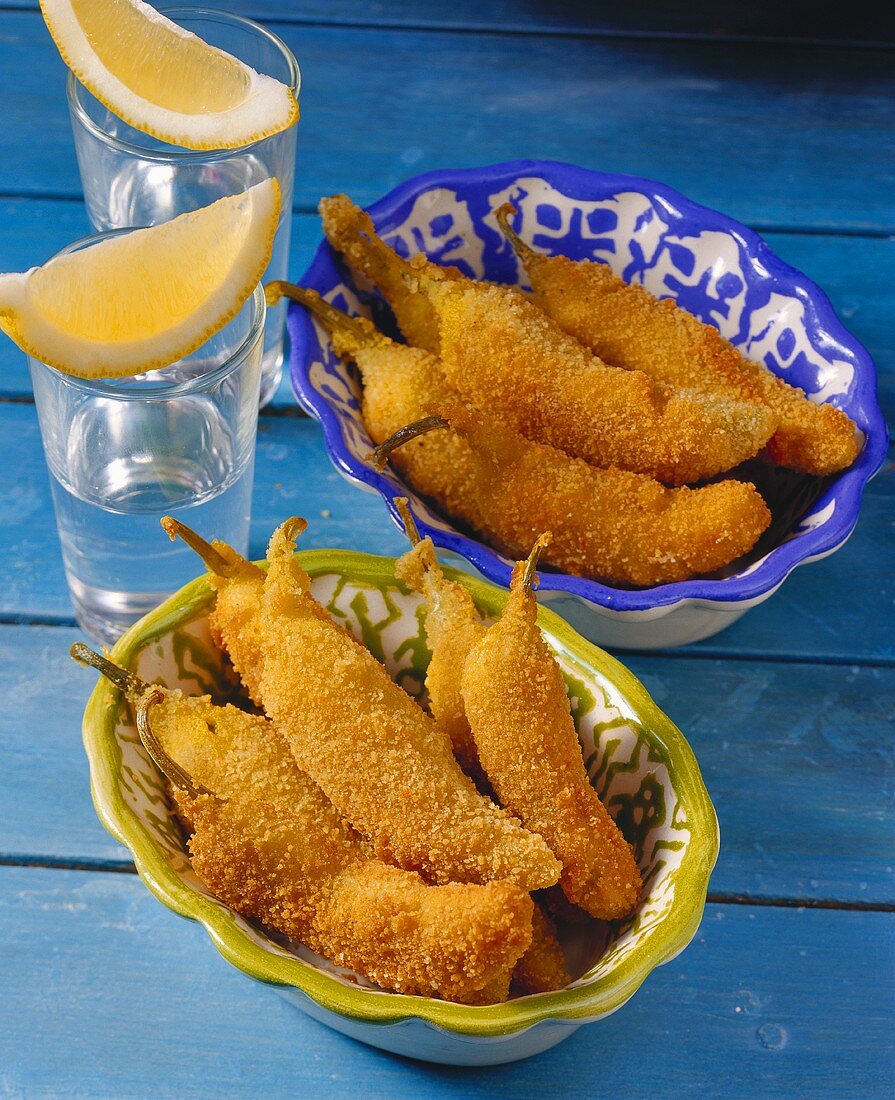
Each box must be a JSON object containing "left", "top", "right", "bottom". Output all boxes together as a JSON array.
[
  {"left": 0, "top": 177, "right": 280, "bottom": 379},
  {"left": 41, "top": 0, "right": 298, "bottom": 150}
]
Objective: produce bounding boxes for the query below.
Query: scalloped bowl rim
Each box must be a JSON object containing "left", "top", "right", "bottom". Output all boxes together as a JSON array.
[
  {"left": 288, "top": 159, "right": 888, "bottom": 614},
  {"left": 82, "top": 549, "right": 719, "bottom": 1040}
]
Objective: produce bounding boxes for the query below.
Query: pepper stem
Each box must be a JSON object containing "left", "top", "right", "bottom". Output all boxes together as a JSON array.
[
  {"left": 70, "top": 643, "right": 148, "bottom": 697},
  {"left": 264, "top": 281, "right": 371, "bottom": 343},
  {"left": 135, "top": 690, "right": 212, "bottom": 801},
  {"left": 368, "top": 416, "right": 450, "bottom": 472},
  {"left": 281, "top": 516, "right": 309, "bottom": 544},
  {"left": 394, "top": 497, "right": 422, "bottom": 547},
  {"left": 161, "top": 517, "right": 263, "bottom": 579},
  {"left": 494, "top": 203, "right": 535, "bottom": 263},
  {"left": 266, "top": 516, "right": 311, "bottom": 567},
  {"left": 517, "top": 533, "right": 552, "bottom": 596}
]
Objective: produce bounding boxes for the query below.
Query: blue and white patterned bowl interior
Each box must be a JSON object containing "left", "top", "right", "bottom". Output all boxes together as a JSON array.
[{"left": 289, "top": 162, "right": 887, "bottom": 614}]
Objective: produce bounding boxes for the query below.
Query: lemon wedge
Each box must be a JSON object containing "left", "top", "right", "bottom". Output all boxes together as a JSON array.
[
  {"left": 0, "top": 177, "right": 280, "bottom": 379},
  {"left": 40, "top": 0, "right": 298, "bottom": 149}
]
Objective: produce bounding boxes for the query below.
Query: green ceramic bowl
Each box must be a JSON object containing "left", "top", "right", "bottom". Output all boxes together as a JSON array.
[{"left": 82, "top": 550, "right": 719, "bottom": 1066}]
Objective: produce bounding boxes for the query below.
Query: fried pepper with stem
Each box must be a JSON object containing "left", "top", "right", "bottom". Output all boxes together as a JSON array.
[
  {"left": 391, "top": 499, "right": 570, "bottom": 993},
  {"left": 164, "top": 510, "right": 559, "bottom": 889},
  {"left": 409, "top": 263, "right": 777, "bottom": 485},
  {"left": 392, "top": 497, "right": 485, "bottom": 774},
  {"left": 319, "top": 193, "right": 462, "bottom": 353},
  {"left": 495, "top": 203, "right": 860, "bottom": 477},
  {"left": 316, "top": 195, "right": 776, "bottom": 484},
  {"left": 376, "top": 412, "right": 771, "bottom": 587},
  {"left": 460, "top": 541, "right": 643, "bottom": 921},
  {"left": 255, "top": 516, "right": 561, "bottom": 890},
  {"left": 161, "top": 516, "right": 269, "bottom": 707},
  {"left": 271, "top": 283, "right": 770, "bottom": 586},
  {"left": 71, "top": 644, "right": 534, "bottom": 1004}
]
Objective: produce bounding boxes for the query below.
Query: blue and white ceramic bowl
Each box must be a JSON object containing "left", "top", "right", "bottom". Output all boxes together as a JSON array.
[{"left": 289, "top": 161, "right": 887, "bottom": 649}]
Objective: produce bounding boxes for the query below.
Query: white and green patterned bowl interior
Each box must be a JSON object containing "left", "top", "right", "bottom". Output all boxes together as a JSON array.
[{"left": 85, "top": 550, "right": 718, "bottom": 1037}]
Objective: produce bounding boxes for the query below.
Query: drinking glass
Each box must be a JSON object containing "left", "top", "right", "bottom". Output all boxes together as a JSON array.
[
  {"left": 66, "top": 7, "right": 299, "bottom": 408},
  {"left": 29, "top": 232, "right": 266, "bottom": 646}
]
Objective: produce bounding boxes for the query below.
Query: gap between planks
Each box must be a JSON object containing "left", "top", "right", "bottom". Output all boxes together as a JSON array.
[
  {"left": 0, "top": 189, "right": 893, "bottom": 240},
  {"left": 2, "top": 614, "right": 891, "bottom": 669},
  {"left": 0, "top": 3, "right": 891, "bottom": 51},
  {"left": 1, "top": 857, "right": 892, "bottom": 913}
]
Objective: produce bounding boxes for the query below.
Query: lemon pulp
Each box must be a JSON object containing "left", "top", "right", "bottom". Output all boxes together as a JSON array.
[
  {"left": 0, "top": 177, "right": 281, "bottom": 378},
  {"left": 40, "top": 0, "right": 298, "bottom": 149}
]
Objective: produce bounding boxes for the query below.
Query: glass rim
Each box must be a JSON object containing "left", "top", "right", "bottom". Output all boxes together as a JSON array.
[
  {"left": 30, "top": 227, "right": 267, "bottom": 401},
  {"left": 66, "top": 6, "right": 301, "bottom": 163}
]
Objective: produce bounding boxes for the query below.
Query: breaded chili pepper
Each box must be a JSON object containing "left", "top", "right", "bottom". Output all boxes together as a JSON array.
[
  {"left": 495, "top": 203, "right": 860, "bottom": 477},
  {"left": 459, "top": 542, "right": 643, "bottom": 921},
  {"left": 320, "top": 192, "right": 461, "bottom": 353},
  {"left": 316, "top": 195, "right": 777, "bottom": 485},
  {"left": 393, "top": 497, "right": 485, "bottom": 774},
  {"left": 71, "top": 644, "right": 534, "bottom": 1004},
  {"left": 416, "top": 267, "right": 777, "bottom": 486},
  {"left": 255, "top": 518, "right": 561, "bottom": 891},
  {"left": 391, "top": 500, "right": 571, "bottom": 994},
  {"left": 161, "top": 517, "right": 269, "bottom": 707},
  {"left": 272, "top": 284, "right": 771, "bottom": 587}
]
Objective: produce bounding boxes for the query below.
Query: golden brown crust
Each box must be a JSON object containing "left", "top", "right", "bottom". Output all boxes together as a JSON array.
[
  {"left": 513, "top": 902, "right": 571, "bottom": 993},
  {"left": 524, "top": 250, "right": 860, "bottom": 477},
  {"left": 319, "top": 193, "right": 461, "bottom": 353},
  {"left": 394, "top": 539, "right": 486, "bottom": 772},
  {"left": 356, "top": 339, "right": 770, "bottom": 587},
  {"left": 151, "top": 694, "right": 534, "bottom": 1003},
  {"left": 429, "top": 279, "right": 776, "bottom": 486},
  {"left": 256, "top": 524, "right": 561, "bottom": 891},
  {"left": 182, "top": 790, "right": 533, "bottom": 1003},
  {"left": 320, "top": 196, "right": 787, "bottom": 483},
  {"left": 321, "top": 863, "right": 534, "bottom": 1002},
  {"left": 460, "top": 569, "right": 643, "bottom": 920}
]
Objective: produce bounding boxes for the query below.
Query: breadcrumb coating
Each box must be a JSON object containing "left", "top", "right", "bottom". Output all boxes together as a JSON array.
[
  {"left": 256, "top": 520, "right": 561, "bottom": 891},
  {"left": 205, "top": 545, "right": 268, "bottom": 707},
  {"left": 146, "top": 690, "right": 534, "bottom": 1003},
  {"left": 461, "top": 550, "right": 642, "bottom": 920},
  {"left": 513, "top": 902, "right": 571, "bottom": 993},
  {"left": 428, "top": 278, "right": 776, "bottom": 486},
  {"left": 173, "top": 514, "right": 559, "bottom": 889},
  {"left": 180, "top": 788, "right": 533, "bottom": 1004},
  {"left": 161, "top": 517, "right": 272, "bottom": 708},
  {"left": 392, "top": 532, "right": 570, "bottom": 995},
  {"left": 512, "top": 236, "right": 860, "bottom": 477},
  {"left": 394, "top": 535, "right": 485, "bottom": 772},
  {"left": 319, "top": 193, "right": 461, "bottom": 353},
  {"left": 319, "top": 195, "right": 777, "bottom": 484},
  {"left": 149, "top": 691, "right": 324, "bottom": 813},
  {"left": 349, "top": 327, "right": 769, "bottom": 586}
]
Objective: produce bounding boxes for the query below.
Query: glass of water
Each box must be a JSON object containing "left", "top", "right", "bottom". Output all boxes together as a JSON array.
[
  {"left": 29, "top": 232, "right": 266, "bottom": 646},
  {"left": 66, "top": 7, "right": 299, "bottom": 409}
]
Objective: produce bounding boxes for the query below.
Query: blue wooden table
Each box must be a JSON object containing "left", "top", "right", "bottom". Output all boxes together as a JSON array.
[{"left": 1, "top": 3, "right": 893, "bottom": 1096}]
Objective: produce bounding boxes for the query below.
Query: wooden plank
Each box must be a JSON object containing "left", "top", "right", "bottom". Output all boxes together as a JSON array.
[
  {"left": 624, "top": 653, "right": 895, "bottom": 903},
  {"left": 0, "top": 13, "right": 893, "bottom": 232},
  {"left": 0, "top": 401, "right": 890, "bottom": 664},
  {"left": 2, "top": 622, "right": 892, "bottom": 905},
  {"left": 3, "top": 1, "right": 892, "bottom": 43},
  {"left": 1, "top": 203, "right": 893, "bottom": 427},
  {"left": 0, "top": 625, "right": 128, "bottom": 865},
  {"left": 1, "top": 867, "right": 892, "bottom": 1097}
]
